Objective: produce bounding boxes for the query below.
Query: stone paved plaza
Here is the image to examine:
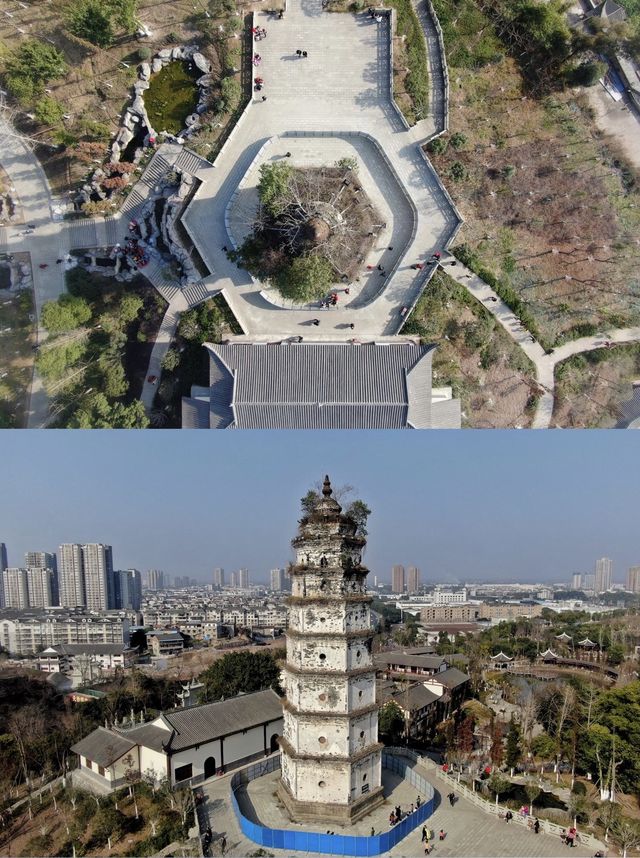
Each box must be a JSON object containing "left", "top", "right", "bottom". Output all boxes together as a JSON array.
[
  {"left": 199, "top": 757, "right": 594, "bottom": 857},
  {"left": 180, "top": 0, "right": 461, "bottom": 340}
]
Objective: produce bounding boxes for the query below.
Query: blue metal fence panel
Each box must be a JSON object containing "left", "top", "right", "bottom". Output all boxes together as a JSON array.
[{"left": 230, "top": 750, "right": 436, "bottom": 856}]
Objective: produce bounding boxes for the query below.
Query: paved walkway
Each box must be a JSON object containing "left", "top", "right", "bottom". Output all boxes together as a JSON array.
[
  {"left": 197, "top": 758, "right": 594, "bottom": 857},
  {"left": 440, "top": 252, "right": 640, "bottom": 428}
]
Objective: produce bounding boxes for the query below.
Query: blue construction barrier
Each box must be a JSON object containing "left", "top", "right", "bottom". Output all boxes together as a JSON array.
[{"left": 230, "top": 750, "right": 435, "bottom": 856}]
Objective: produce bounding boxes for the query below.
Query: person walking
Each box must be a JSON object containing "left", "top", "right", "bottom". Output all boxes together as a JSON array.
[
  {"left": 505, "top": 810, "right": 513, "bottom": 824},
  {"left": 348, "top": 323, "right": 355, "bottom": 329},
  {"left": 302, "top": 50, "right": 308, "bottom": 57},
  {"left": 534, "top": 819, "right": 540, "bottom": 834},
  {"left": 220, "top": 835, "right": 226, "bottom": 855},
  {"left": 296, "top": 49, "right": 302, "bottom": 56},
  {"left": 439, "top": 830, "right": 446, "bottom": 840},
  {"left": 312, "top": 318, "right": 320, "bottom": 326},
  {"left": 421, "top": 826, "right": 428, "bottom": 843}
]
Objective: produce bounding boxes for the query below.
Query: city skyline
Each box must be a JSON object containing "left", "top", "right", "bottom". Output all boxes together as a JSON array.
[{"left": 1, "top": 431, "right": 639, "bottom": 585}]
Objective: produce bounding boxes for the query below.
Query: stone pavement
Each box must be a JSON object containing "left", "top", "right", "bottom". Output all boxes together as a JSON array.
[
  {"left": 181, "top": 0, "right": 461, "bottom": 340},
  {"left": 198, "top": 758, "right": 594, "bottom": 858}
]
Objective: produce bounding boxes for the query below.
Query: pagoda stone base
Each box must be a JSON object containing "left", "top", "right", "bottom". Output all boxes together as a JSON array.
[{"left": 277, "top": 779, "right": 385, "bottom": 826}]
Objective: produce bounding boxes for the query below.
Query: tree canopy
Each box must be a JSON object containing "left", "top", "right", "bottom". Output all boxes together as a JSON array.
[
  {"left": 41, "top": 294, "right": 92, "bottom": 333},
  {"left": 276, "top": 255, "right": 334, "bottom": 303},
  {"left": 199, "top": 650, "right": 284, "bottom": 702},
  {"left": 5, "top": 40, "right": 67, "bottom": 103}
]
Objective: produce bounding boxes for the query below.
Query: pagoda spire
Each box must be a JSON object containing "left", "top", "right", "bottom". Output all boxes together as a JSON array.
[{"left": 322, "top": 475, "right": 332, "bottom": 497}]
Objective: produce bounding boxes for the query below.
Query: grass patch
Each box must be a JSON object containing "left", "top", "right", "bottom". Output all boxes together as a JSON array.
[
  {"left": 144, "top": 61, "right": 200, "bottom": 135},
  {"left": 431, "top": 0, "right": 503, "bottom": 68},
  {"left": 554, "top": 344, "right": 640, "bottom": 427},
  {"left": 401, "top": 268, "right": 538, "bottom": 427}
]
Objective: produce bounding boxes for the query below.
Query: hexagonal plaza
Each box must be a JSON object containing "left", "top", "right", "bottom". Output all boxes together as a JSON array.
[{"left": 142, "top": 0, "right": 462, "bottom": 427}]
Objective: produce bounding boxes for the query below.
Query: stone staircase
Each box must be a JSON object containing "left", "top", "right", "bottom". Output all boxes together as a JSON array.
[
  {"left": 140, "top": 154, "right": 173, "bottom": 189},
  {"left": 140, "top": 255, "right": 181, "bottom": 302},
  {"left": 119, "top": 187, "right": 147, "bottom": 216},
  {"left": 104, "top": 216, "right": 120, "bottom": 246},
  {"left": 67, "top": 218, "right": 99, "bottom": 249},
  {"left": 174, "top": 147, "right": 210, "bottom": 176},
  {"left": 182, "top": 279, "right": 214, "bottom": 306}
]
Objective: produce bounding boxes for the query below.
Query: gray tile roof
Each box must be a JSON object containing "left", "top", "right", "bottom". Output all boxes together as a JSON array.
[
  {"left": 426, "top": 666, "right": 470, "bottom": 689},
  {"left": 71, "top": 727, "right": 137, "bottom": 767},
  {"left": 162, "top": 689, "right": 282, "bottom": 750},
  {"left": 430, "top": 398, "right": 462, "bottom": 429},
  {"left": 46, "top": 643, "right": 131, "bottom": 656},
  {"left": 375, "top": 653, "right": 448, "bottom": 670},
  {"left": 181, "top": 396, "right": 210, "bottom": 429},
  {"left": 182, "top": 342, "right": 460, "bottom": 429},
  {"left": 115, "top": 724, "right": 172, "bottom": 753}
]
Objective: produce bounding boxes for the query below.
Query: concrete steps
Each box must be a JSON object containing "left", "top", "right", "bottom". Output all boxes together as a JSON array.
[
  {"left": 182, "top": 280, "right": 214, "bottom": 306},
  {"left": 140, "top": 154, "right": 172, "bottom": 188},
  {"left": 68, "top": 218, "right": 99, "bottom": 249},
  {"left": 175, "top": 147, "right": 209, "bottom": 176}
]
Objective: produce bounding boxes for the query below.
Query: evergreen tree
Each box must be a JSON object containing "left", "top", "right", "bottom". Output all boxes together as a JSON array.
[{"left": 505, "top": 716, "right": 522, "bottom": 769}]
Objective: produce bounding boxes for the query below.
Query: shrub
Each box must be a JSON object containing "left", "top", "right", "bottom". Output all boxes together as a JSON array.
[
  {"left": 137, "top": 46, "right": 152, "bottom": 61},
  {"left": 220, "top": 76, "right": 241, "bottom": 112},
  {"left": 450, "top": 131, "right": 467, "bottom": 150},
  {"left": 427, "top": 136, "right": 448, "bottom": 155},
  {"left": 66, "top": 0, "right": 115, "bottom": 46},
  {"left": 34, "top": 96, "right": 65, "bottom": 125}
]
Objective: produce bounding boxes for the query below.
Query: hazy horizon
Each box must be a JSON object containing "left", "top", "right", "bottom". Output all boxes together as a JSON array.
[{"left": 1, "top": 431, "right": 638, "bottom": 587}]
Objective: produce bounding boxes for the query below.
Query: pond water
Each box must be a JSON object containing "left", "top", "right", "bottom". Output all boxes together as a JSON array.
[
  {"left": 144, "top": 61, "right": 201, "bottom": 135},
  {"left": 0, "top": 264, "right": 11, "bottom": 290}
]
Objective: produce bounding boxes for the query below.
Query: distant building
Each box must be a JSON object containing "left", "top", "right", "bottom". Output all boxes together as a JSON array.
[
  {"left": 270, "top": 568, "right": 285, "bottom": 591},
  {"left": 583, "top": 573, "right": 595, "bottom": 592},
  {"left": 237, "top": 569, "right": 249, "bottom": 589},
  {"left": 392, "top": 565, "right": 405, "bottom": 594},
  {"left": 420, "top": 604, "right": 482, "bottom": 623},
  {"left": 2, "top": 568, "right": 29, "bottom": 609},
  {"left": 26, "top": 552, "right": 58, "bottom": 605},
  {"left": 595, "top": 557, "right": 613, "bottom": 593},
  {"left": 148, "top": 629, "right": 184, "bottom": 657},
  {"left": 38, "top": 643, "right": 137, "bottom": 678},
  {"left": 82, "top": 545, "right": 115, "bottom": 612},
  {"left": 118, "top": 569, "right": 142, "bottom": 611},
  {"left": 433, "top": 587, "right": 467, "bottom": 605},
  {"left": 213, "top": 568, "right": 225, "bottom": 588},
  {"left": 146, "top": 570, "right": 165, "bottom": 591},
  {"left": 0, "top": 544, "right": 7, "bottom": 573},
  {"left": 627, "top": 566, "right": 640, "bottom": 594},
  {"left": 571, "top": 573, "right": 583, "bottom": 590},
  {"left": 59, "top": 544, "right": 86, "bottom": 608},
  {"left": 26, "top": 567, "right": 54, "bottom": 608},
  {"left": 407, "top": 566, "right": 420, "bottom": 594},
  {"left": 0, "top": 611, "right": 131, "bottom": 655}
]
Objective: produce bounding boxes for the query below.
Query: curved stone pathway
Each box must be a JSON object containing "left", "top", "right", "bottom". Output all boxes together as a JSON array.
[{"left": 440, "top": 252, "right": 640, "bottom": 427}]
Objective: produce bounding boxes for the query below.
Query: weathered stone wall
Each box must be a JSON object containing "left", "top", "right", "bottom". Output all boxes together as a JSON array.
[{"left": 287, "top": 603, "right": 371, "bottom": 634}]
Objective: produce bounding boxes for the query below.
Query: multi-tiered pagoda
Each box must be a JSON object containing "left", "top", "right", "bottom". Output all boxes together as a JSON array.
[{"left": 278, "top": 477, "right": 383, "bottom": 824}]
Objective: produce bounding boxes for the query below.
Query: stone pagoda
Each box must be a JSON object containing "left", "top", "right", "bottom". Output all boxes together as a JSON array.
[{"left": 278, "top": 476, "right": 383, "bottom": 824}]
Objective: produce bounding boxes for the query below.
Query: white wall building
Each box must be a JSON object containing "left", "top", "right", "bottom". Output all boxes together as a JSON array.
[{"left": 71, "top": 689, "right": 283, "bottom": 791}]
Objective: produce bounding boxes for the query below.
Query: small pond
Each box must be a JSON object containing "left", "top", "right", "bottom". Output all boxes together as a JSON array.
[{"left": 144, "top": 61, "right": 201, "bottom": 135}]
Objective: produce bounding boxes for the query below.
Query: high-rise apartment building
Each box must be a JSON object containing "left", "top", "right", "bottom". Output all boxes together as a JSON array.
[
  {"left": 407, "top": 566, "right": 420, "bottom": 594},
  {"left": 0, "top": 543, "right": 7, "bottom": 572},
  {"left": 2, "top": 568, "right": 29, "bottom": 609},
  {"left": 25, "top": 552, "right": 58, "bottom": 604},
  {"left": 25, "top": 567, "right": 54, "bottom": 608},
  {"left": 117, "top": 569, "right": 142, "bottom": 610},
  {"left": 627, "top": 566, "right": 640, "bottom": 594},
  {"left": 213, "top": 568, "right": 225, "bottom": 588},
  {"left": 59, "top": 544, "right": 86, "bottom": 608},
  {"left": 391, "top": 564, "right": 405, "bottom": 594},
  {"left": 270, "top": 568, "right": 285, "bottom": 591},
  {"left": 594, "top": 557, "right": 613, "bottom": 593},
  {"left": 571, "top": 573, "right": 583, "bottom": 590},
  {"left": 238, "top": 568, "right": 249, "bottom": 589},
  {"left": 583, "top": 573, "right": 595, "bottom": 592},
  {"left": 146, "top": 569, "right": 165, "bottom": 591},
  {"left": 81, "top": 544, "right": 114, "bottom": 612}
]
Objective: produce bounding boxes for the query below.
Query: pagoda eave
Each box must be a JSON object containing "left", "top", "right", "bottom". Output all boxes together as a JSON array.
[
  {"left": 282, "top": 697, "right": 379, "bottom": 718},
  {"left": 286, "top": 594, "right": 374, "bottom": 607},
  {"left": 279, "top": 735, "right": 384, "bottom": 765}
]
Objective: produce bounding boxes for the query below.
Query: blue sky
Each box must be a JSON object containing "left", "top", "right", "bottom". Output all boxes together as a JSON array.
[{"left": 0, "top": 431, "right": 638, "bottom": 585}]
